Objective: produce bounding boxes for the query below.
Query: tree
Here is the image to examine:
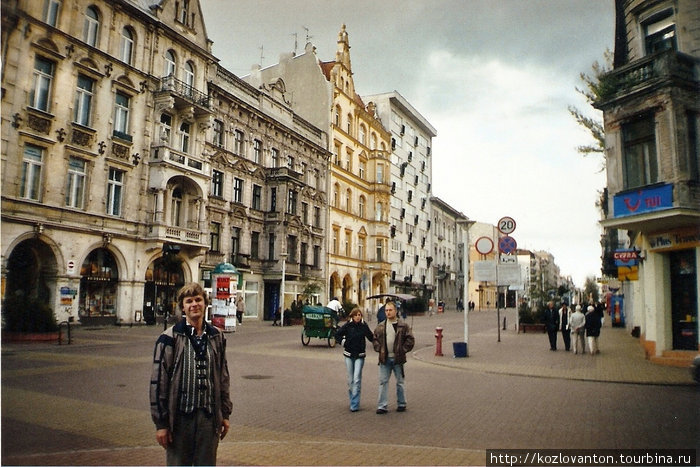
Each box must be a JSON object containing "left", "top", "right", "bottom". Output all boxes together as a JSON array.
[
  {"left": 568, "top": 50, "right": 613, "bottom": 166},
  {"left": 583, "top": 276, "right": 600, "bottom": 304}
]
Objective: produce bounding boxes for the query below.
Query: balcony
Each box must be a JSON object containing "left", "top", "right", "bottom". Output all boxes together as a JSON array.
[
  {"left": 150, "top": 145, "right": 205, "bottom": 175},
  {"left": 157, "top": 75, "right": 211, "bottom": 111},
  {"left": 595, "top": 49, "right": 699, "bottom": 109},
  {"left": 147, "top": 223, "right": 208, "bottom": 249}
]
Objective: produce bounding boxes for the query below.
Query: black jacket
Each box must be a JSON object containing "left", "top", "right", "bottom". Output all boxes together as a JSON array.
[{"left": 335, "top": 319, "right": 373, "bottom": 358}]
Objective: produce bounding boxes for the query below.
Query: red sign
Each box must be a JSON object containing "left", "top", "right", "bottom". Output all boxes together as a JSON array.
[
  {"left": 216, "top": 276, "right": 231, "bottom": 299},
  {"left": 613, "top": 250, "right": 639, "bottom": 261}
]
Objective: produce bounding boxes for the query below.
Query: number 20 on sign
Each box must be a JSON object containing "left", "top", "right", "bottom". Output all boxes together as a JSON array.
[{"left": 498, "top": 216, "right": 516, "bottom": 235}]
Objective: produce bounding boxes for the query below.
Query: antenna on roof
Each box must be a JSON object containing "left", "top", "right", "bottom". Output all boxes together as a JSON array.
[
  {"left": 291, "top": 32, "right": 298, "bottom": 55},
  {"left": 303, "top": 26, "right": 313, "bottom": 43},
  {"left": 259, "top": 45, "right": 264, "bottom": 67}
]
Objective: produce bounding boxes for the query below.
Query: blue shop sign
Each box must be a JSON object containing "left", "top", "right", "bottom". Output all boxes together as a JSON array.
[{"left": 613, "top": 184, "right": 673, "bottom": 217}]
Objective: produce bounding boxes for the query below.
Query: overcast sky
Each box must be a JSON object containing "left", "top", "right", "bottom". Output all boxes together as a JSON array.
[{"left": 200, "top": 0, "right": 615, "bottom": 288}]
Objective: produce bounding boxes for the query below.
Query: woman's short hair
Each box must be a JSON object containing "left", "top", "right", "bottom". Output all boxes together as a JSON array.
[{"left": 176, "top": 282, "right": 209, "bottom": 309}]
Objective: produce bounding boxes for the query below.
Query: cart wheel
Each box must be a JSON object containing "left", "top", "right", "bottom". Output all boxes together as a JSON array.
[
  {"left": 301, "top": 330, "right": 310, "bottom": 346},
  {"left": 328, "top": 336, "right": 336, "bottom": 348}
]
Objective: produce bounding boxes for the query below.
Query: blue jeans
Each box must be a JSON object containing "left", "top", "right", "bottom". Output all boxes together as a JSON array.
[
  {"left": 377, "top": 358, "right": 406, "bottom": 410},
  {"left": 344, "top": 356, "right": 365, "bottom": 411}
]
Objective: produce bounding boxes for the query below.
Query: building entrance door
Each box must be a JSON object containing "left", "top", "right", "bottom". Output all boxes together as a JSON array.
[{"left": 670, "top": 249, "right": 698, "bottom": 350}]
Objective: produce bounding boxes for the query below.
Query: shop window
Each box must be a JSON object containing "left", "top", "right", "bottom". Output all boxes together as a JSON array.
[{"left": 79, "top": 248, "right": 118, "bottom": 318}]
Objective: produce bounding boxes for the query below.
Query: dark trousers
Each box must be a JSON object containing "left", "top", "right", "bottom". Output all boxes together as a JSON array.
[
  {"left": 561, "top": 330, "right": 571, "bottom": 350},
  {"left": 547, "top": 329, "right": 558, "bottom": 350},
  {"left": 167, "top": 409, "right": 218, "bottom": 466}
]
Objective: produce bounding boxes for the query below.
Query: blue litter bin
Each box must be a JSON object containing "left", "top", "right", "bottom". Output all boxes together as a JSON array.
[{"left": 453, "top": 342, "right": 467, "bottom": 358}]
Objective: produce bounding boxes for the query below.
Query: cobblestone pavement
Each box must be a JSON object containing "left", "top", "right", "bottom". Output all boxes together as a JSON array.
[{"left": 2, "top": 309, "right": 697, "bottom": 466}]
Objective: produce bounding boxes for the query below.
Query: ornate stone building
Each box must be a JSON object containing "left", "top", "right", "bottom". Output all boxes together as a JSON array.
[
  {"left": 1, "top": 0, "right": 328, "bottom": 325},
  {"left": 245, "top": 26, "right": 392, "bottom": 309}
]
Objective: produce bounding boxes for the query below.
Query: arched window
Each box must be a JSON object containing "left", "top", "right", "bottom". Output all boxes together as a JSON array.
[
  {"left": 345, "top": 189, "right": 352, "bottom": 213},
  {"left": 171, "top": 187, "right": 183, "bottom": 226},
  {"left": 370, "top": 133, "right": 377, "bottom": 150},
  {"left": 359, "top": 124, "right": 366, "bottom": 145},
  {"left": 83, "top": 6, "right": 100, "bottom": 47},
  {"left": 346, "top": 113, "right": 352, "bottom": 134},
  {"left": 164, "top": 50, "right": 176, "bottom": 77},
  {"left": 120, "top": 27, "right": 134, "bottom": 65},
  {"left": 184, "top": 61, "right": 195, "bottom": 89},
  {"left": 333, "top": 183, "right": 340, "bottom": 208},
  {"left": 358, "top": 195, "right": 365, "bottom": 218},
  {"left": 334, "top": 105, "right": 341, "bottom": 127}
]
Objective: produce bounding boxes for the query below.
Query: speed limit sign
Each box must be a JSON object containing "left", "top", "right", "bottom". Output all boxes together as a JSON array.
[{"left": 498, "top": 216, "right": 516, "bottom": 235}]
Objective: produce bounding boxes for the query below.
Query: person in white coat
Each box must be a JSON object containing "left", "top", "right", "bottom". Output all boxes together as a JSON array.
[{"left": 569, "top": 305, "right": 586, "bottom": 354}]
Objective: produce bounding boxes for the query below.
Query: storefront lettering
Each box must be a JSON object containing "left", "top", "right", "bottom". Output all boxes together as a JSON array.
[{"left": 649, "top": 228, "right": 700, "bottom": 252}]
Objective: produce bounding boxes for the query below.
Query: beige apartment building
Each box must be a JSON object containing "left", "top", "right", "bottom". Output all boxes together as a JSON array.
[{"left": 245, "top": 26, "right": 392, "bottom": 309}]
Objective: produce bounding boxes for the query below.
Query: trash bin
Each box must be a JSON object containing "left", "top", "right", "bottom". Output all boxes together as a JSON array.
[{"left": 453, "top": 341, "right": 467, "bottom": 358}]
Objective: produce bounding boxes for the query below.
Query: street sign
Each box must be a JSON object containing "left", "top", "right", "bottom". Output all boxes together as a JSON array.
[
  {"left": 497, "top": 216, "right": 516, "bottom": 235},
  {"left": 498, "top": 235, "right": 517, "bottom": 254},
  {"left": 475, "top": 236, "right": 494, "bottom": 255},
  {"left": 500, "top": 255, "right": 516, "bottom": 264}
]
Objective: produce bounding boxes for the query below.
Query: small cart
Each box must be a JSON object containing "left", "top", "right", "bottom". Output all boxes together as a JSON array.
[{"left": 301, "top": 305, "right": 338, "bottom": 347}]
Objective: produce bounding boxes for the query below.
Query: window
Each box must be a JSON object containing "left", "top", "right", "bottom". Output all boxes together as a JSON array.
[
  {"left": 213, "top": 119, "right": 224, "bottom": 147},
  {"left": 313, "top": 206, "right": 321, "bottom": 228},
  {"left": 250, "top": 231, "right": 260, "bottom": 259},
  {"left": 268, "top": 233, "right": 275, "bottom": 260},
  {"left": 376, "top": 201, "right": 384, "bottom": 221},
  {"left": 233, "top": 178, "right": 243, "bottom": 203},
  {"left": 74, "top": 75, "right": 94, "bottom": 126},
  {"left": 370, "top": 133, "right": 377, "bottom": 150},
  {"left": 344, "top": 232, "right": 351, "bottom": 257},
  {"left": 287, "top": 155, "right": 295, "bottom": 171},
  {"left": 113, "top": 92, "right": 130, "bottom": 137},
  {"left": 377, "top": 163, "right": 384, "bottom": 184},
  {"left": 20, "top": 144, "right": 43, "bottom": 201},
  {"left": 687, "top": 112, "right": 699, "bottom": 182},
  {"left": 287, "top": 189, "right": 297, "bottom": 215},
  {"left": 184, "top": 62, "right": 194, "bottom": 91},
  {"left": 376, "top": 239, "right": 384, "bottom": 262},
  {"left": 180, "top": 122, "right": 190, "bottom": 153},
  {"left": 358, "top": 236, "right": 365, "bottom": 261},
  {"left": 231, "top": 227, "right": 240, "bottom": 260},
  {"left": 178, "top": 0, "right": 190, "bottom": 25},
  {"left": 252, "top": 184, "right": 262, "bottom": 210},
  {"left": 271, "top": 147, "right": 279, "bottom": 167},
  {"left": 270, "top": 187, "right": 277, "bottom": 211},
  {"left": 622, "top": 115, "right": 658, "bottom": 189},
  {"left": 234, "top": 130, "right": 244, "bottom": 155},
  {"left": 30, "top": 56, "right": 54, "bottom": 112},
  {"left": 65, "top": 157, "right": 86, "bottom": 209},
  {"left": 344, "top": 150, "right": 352, "bottom": 171},
  {"left": 332, "top": 229, "right": 338, "bottom": 254},
  {"left": 334, "top": 105, "right": 340, "bottom": 127},
  {"left": 301, "top": 202, "right": 309, "bottom": 224},
  {"left": 644, "top": 10, "right": 676, "bottom": 55},
  {"left": 253, "top": 139, "right": 262, "bottom": 163},
  {"left": 106, "top": 168, "right": 124, "bottom": 216},
  {"left": 346, "top": 113, "right": 352, "bottom": 134},
  {"left": 43, "top": 0, "right": 60, "bottom": 27},
  {"left": 333, "top": 143, "right": 341, "bottom": 165},
  {"left": 287, "top": 235, "right": 297, "bottom": 263},
  {"left": 160, "top": 113, "right": 172, "bottom": 144},
  {"left": 313, "top": 245, "right": 321, "bottom": 268},
  {"left": 120, "top": 28, "right": 134, "bottom": 65},
  {"left": 300, "top": 242, "right": 308, "bottom": 265},
  {"left": 345, "top": 189, "right": 352, "bottom": 213},
  {"left": 171, "top": 187, "right": 183, "bottom": 226},
  {"left": 164, "top": 50, "right": 176, "bottom": 77},
  {"left": 210, "top": 222, "right": 221, "bottom": 252},
  {"left": 359, "top": 124, "right": 366, "bottom": 145},
  {"left": 83, "top": 6, "right": 99, "bottom": 47},
  {"left": 212, "top": 170, "right": 224, "bottom": 197},
  {"left": 359, "top": 160, "right": 366, "bottom": 180},
  {"left": 358, "top": 196, "right": 365, "bottom": 218}
]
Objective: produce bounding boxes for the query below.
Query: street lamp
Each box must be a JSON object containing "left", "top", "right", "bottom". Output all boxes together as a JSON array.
[
  {"left": 280, "top": 252, "right": 287, "bottom": 327},
  {"left": 456, "top": 218, "right": 475, "bottom": 356}
]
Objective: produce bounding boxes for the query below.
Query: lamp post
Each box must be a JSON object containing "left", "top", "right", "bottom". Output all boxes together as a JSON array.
[{"left": 280, "top": 252, "right": 287, "bottom": 326}]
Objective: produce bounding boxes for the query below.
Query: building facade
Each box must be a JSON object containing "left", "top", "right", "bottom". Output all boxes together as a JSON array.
[
  {"left": 364, "top": 91, "right": 437, "bottom": 299},
  {"left": 245, "top": 26, "right": 392, "bottom": 309},
  {"left": 596, "top": 0, "right": 700, "bottom": 363},
  {"left": 430, "top": 197, "right": 469, "bottom": 310},
  {"left": 1, "top": 0, "right": 328, "bottom": 325}
]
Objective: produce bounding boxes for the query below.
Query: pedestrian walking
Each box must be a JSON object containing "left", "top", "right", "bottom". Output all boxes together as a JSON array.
[
  {"left": 585, "top": 305, "right": 603, "bottom": 355},
  {"left": 150, "top": 282, "right": 232, "bottom": 466},
  {"left": 235, "top": 294, "right": 244, "bottom": 325},
  {"left": 559, "top": 302, "right": 571, "bottom": 351},
  {"left": 570, "top": 304, "right": 586, "bottom": 354},
  {"left": 373, "top": 300, "right": 415, "bottom": 414},
  {"left": 335, "top": 308, "right": 374, "bottom": 412},
  {"left": 543, "top": 301, "right": 560, "bottom": 351}
]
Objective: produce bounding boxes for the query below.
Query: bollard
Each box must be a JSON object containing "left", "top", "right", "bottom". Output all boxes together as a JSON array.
[
  {"left": 434, "top": 327, "right": 444, "bottom": 356},
  {"left": 503, "top": 317, "right": 507, "bottom": 330}
]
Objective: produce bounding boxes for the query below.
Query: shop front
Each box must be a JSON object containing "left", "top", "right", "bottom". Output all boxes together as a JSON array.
[
  {"left": 79, "top": 248, "right": 119, "bottom": 325},
  {"left": 143, "top": 255, "right": 185, "bottom": 325}
]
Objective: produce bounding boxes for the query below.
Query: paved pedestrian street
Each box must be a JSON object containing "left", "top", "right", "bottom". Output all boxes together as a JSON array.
[{"left": 2, "top": 309, "right": 697, "bottom": 466}]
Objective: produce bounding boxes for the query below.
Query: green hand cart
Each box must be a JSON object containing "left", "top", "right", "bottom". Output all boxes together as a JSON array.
[{"left": 301, "top": 305, "right": 338, "bottom": 347}]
